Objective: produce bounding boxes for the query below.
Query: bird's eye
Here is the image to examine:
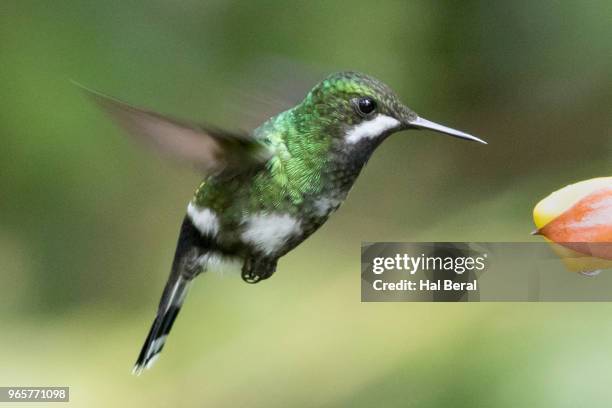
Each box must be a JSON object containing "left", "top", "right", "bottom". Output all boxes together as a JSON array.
[{"left": 356, "top": 97, "right": 377, "bottom": 116}]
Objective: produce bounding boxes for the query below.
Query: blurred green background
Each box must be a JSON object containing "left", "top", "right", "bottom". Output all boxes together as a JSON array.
[{"left": 1, "top": 1, "right": 612, "bottom": 406}]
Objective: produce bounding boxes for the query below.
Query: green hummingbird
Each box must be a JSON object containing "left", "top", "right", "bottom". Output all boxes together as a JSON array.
[{"left": 86, "top": 71, "right": 486, "bottom": 374}]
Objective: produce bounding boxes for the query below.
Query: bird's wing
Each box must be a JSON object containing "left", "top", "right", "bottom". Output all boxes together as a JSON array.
[{"left": 80, "top": 85, "right": 272, "bottom": 175}]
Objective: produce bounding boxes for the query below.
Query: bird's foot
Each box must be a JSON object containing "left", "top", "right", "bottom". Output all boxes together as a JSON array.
[{"left": 241, "top": 257, "right": 278, "bottom": 284}]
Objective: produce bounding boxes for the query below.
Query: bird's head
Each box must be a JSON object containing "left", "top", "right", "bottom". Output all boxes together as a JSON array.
[{"left": 300, "top": 71, "right": 486, "bottom": 152}]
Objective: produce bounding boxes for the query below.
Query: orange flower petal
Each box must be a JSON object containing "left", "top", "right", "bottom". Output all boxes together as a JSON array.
[{"left": 539, "top": 187, "right": 612, "bottom": 259}]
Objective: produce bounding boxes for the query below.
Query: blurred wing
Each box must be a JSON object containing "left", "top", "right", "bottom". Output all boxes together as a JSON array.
[{"left": 80, "top": 85, "right": 271, "bottom": 175}]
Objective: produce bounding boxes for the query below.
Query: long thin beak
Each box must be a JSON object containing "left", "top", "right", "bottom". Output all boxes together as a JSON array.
[{"left": 408, "top": 116, "right": 487, "bottom": 144}]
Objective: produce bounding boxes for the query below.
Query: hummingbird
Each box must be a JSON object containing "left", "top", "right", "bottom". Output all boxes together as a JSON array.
[{"left": 85, "top": 71, "right": 486, "bottom": 374}]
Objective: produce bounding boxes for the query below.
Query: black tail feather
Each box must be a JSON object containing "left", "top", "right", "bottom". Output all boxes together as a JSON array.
[
  {"left": 132, "top": 215, "right": 211, "bottom": 375},
  {"left": 133, "top": 276, "right": 191, "bottom": 375}
]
